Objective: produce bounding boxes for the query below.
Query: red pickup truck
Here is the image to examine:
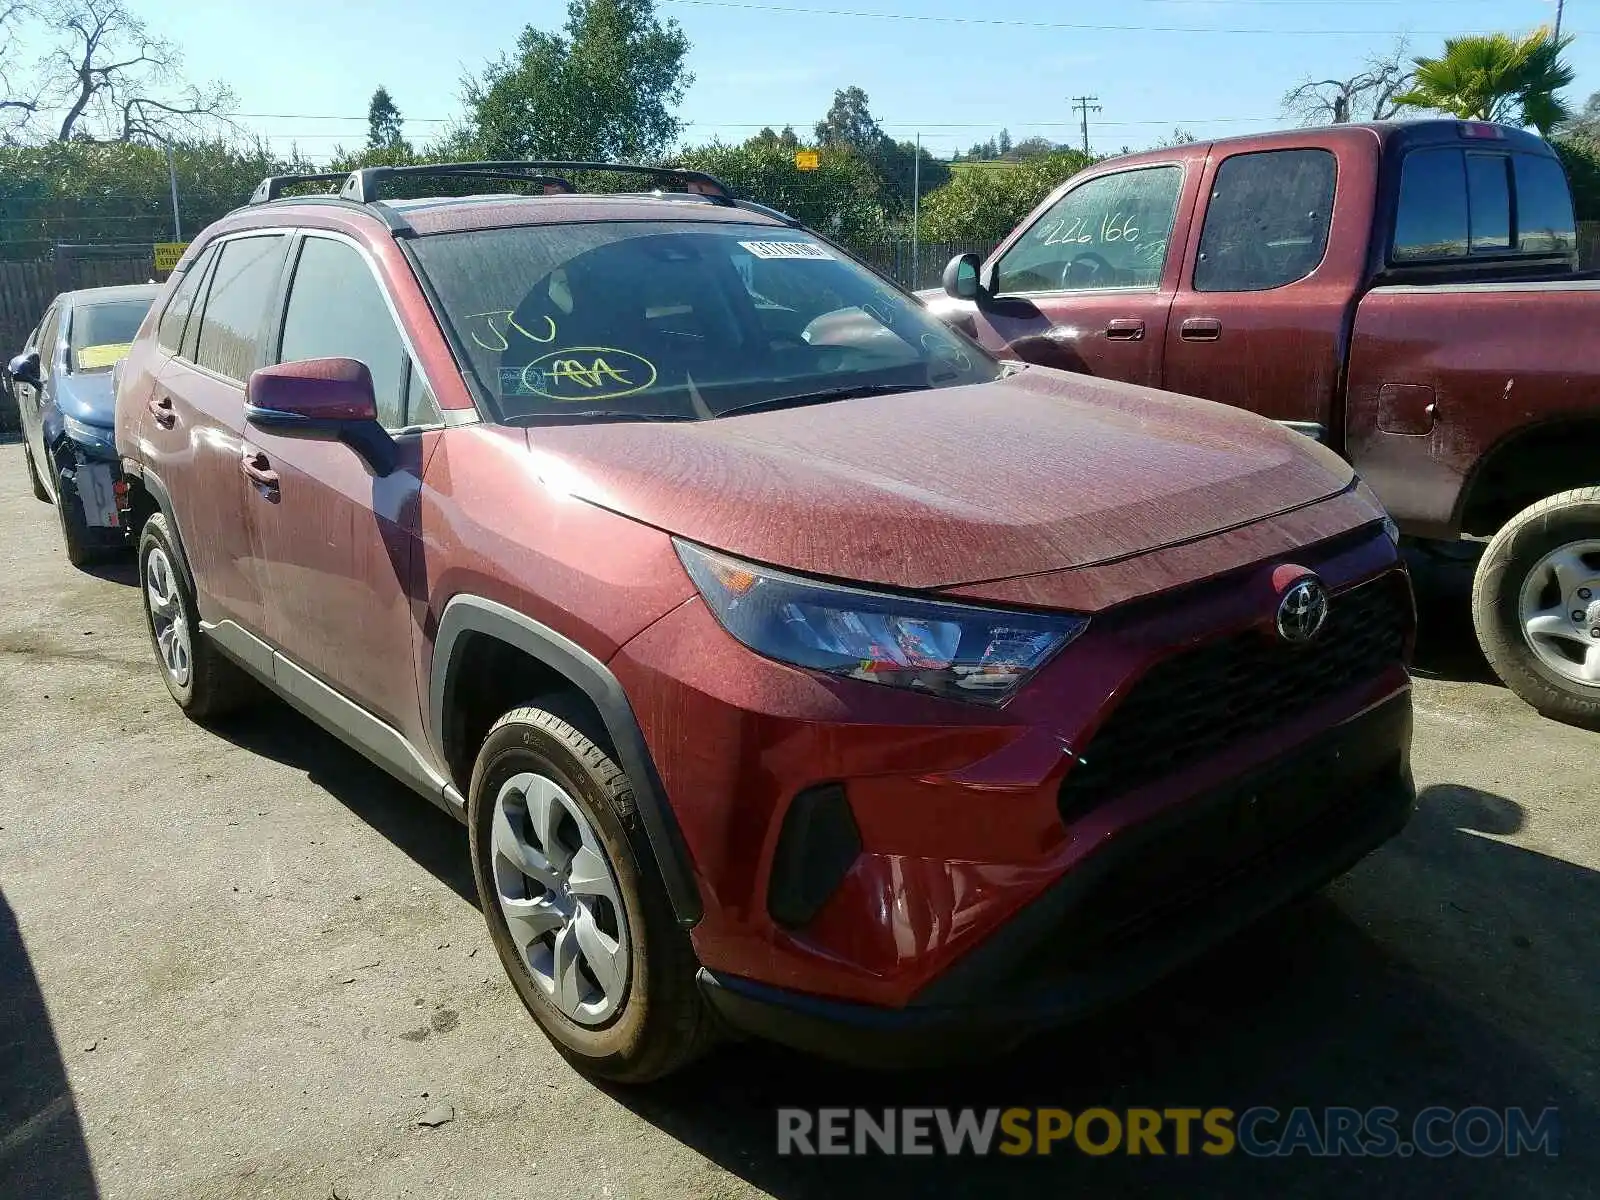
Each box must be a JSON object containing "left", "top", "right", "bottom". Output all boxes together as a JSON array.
[{"left": 924, "top": 119, "right": 1600, "bottom": 726}]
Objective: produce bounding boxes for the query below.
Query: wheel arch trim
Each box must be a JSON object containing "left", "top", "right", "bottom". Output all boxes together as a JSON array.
[{"left": 429, "top": 595, "right": 703, "bottom": 927}]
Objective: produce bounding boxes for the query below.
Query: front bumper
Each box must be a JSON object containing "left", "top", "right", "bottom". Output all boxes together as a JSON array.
[{"left": 697, "top": 690, "right": 1414, "bottom": 1068}]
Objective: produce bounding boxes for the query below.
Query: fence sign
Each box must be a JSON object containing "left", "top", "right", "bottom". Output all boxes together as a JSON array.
[
  {"left": 794, "top": 150, "right": 820, "bottom": 172},
  {"left": 153, "top": 242, "right": 189, "bottom": 273}
]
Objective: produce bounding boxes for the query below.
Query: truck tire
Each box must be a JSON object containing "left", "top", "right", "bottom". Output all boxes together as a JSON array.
[
  {"left": 23, "top": 440, "right": 51, "bottom": 503},
  {"left": 137, "top": 512, "right": 257, "bottom": 720},
  {"left": 1472, "top": 487, "right": 1600, "bottom": 728},
  {"left": 467, "top": 706, "right": 716, "bottom": 1083}
]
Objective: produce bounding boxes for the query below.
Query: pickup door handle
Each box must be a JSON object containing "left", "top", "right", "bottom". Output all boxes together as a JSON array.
[
  {"left": 148, "top": 394, "right": 176, "bottom": 428},
  {"left": 240, "top": 447, "right": 279, "bottom": 493},
  {"left": 1180, "top": 317, "right": 1222, "bottom": 342},
  {"left": 1105, "top": 318, "right": 1145, "bottom": 341}
]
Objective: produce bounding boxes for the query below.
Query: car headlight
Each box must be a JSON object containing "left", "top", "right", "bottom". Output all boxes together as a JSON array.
[
  {"left": 61, "top": 414, "right": 115, "bottom": 453},
  {"left": 675, "top": 540, "right": 1087, "bottom": 705},
  {"left": 1353, "top": 476, "right": 1401, "bottom": 545}
]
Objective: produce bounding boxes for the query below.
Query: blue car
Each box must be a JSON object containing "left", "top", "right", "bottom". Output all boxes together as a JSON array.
[{"left": 6, "top": 284, "right": 159, "bottom": 565}]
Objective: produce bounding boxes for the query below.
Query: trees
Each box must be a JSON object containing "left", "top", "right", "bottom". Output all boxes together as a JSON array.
[
  {"left": 462, "top": 0, "right": 691, "bottom": 161},
  {"left": 6, "top": 0, "right": 236, "bottom": 142},
  {"left": 1283, "top": 40, "right": 1412, "bottom": 125},
  {"left": 1559, "top": 90, "right": 1600, "bottom": 145},
  {"left": 367, "top": 86, "right": 406, "bottom": 152},
  {"left": 1393, "top": 27, "right": 1574, "bottom": 135},
  {"left": 814, "top": 85, "right": 882, "bottom": 151},
  {"left": 919, "top": 150, "right": 1093, "bottom": 243},
  {"left": 675, "top": 139, "right": 888, "bottom": 245}
]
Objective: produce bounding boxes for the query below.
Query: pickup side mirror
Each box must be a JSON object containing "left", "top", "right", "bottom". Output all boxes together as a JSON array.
[
  {"left": 6, "top": 350, "right": 41, "bottom": 386},
  {"left": 245, "top": 357, "right": 395, "bottom": 475},
  {"left": 942, "top": 252, "right": 987, "bottom": 303}
]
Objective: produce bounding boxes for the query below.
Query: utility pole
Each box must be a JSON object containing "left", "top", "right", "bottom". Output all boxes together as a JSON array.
[
  {"left": 1554, "top": 0, "right": 1565, "bottom": 41},
  {"left": 1071, "top": 95, "right": 1101, "bottom": 157},
  {"left": 911, "top": 131, "right": 921, "bottom": 289}
]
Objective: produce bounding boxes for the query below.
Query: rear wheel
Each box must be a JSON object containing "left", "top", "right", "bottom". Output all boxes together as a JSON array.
[
  {"left": 467, "top": 706, "right": 714, "bottom": 1083},
  {"left": 137, "top": 512, "right": 256, "bottom": 719},
  {"left": 1472, "top": 487, "right": 1600, "bottom": 728}
]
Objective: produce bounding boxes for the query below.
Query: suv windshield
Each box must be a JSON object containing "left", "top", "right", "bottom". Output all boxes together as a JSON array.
[
  {"left": 410, "top": 220, "right": 1002, "bottom": 422},
  {"left": 70, "top": 298, "right": 154, "bottom": 373}
]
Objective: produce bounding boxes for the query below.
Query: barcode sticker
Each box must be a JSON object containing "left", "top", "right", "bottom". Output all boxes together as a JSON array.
[{"left": 738, "top": 240, "right": 834, "bottom": 261}]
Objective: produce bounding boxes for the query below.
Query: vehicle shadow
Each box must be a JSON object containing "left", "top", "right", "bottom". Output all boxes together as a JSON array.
[
  {"left": 0, "top": 888, "right": 100, "bottom": 1199},
  {"left": 610, "top": 784, "right": 1599, "bottom": 1198},
  {"left": 205, "top": 701, "right": 477, "bottom": 908},
  {"left": 1402, "top": 542, "right": 1499, "bottom": 686},
  {"left": 81, "top": 556, "right": 137, "bottom": 588}
]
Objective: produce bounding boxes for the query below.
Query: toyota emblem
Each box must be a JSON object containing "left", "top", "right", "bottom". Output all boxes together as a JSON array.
[{"left": 1276, "top": 577, "right": 1329, "bottom": 644}]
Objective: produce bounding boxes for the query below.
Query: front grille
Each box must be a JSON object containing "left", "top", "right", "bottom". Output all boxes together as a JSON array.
[{"left": 1057, "top": 572, "right": 1410, "bottom": 822}]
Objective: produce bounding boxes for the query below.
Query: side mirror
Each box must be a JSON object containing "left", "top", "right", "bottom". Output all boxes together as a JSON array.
[
  {"left": 942, "top": 253, "right": 985, "bottom": 302},
  {"left": 245, "top": 357, "right": 395, "bottom": 474},
  {"left": 6, "top": 350, "right": 41, "bottom": 386}
]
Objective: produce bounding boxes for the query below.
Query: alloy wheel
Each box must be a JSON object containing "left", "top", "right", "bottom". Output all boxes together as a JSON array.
[
  {"left": 144, "top": 546, "right": 192, "bottom": 687},
  {"left": 1518, "top": 538, "right": 1600, "bottom": 688}
]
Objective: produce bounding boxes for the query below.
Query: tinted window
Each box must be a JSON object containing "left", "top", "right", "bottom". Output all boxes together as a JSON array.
[
  {"left": 279, "top": 237, "right": 407, "bottom": 428},
  {"left": 1194, "top": 149, "right": 1336, "bottom": 292},
  {"left": 36, "top": 303, "right": 62, "bottom": 363},
  {"left": 1514, "top": 154, "right": 1577, "bottom": 254},
  {"left": 996, "top": 166, "right": 1183, "bottom": 293},
  {"left": 411, "top": 221, "right": 1000, "bottom": 423},
  {"left": 1466, "top": 154, "right": 1511, "bottom": 251},
  {"left": 1393, "top": 148, "right": 1469, "bottom": 261},
  {"left": 69, "top": 298, "right": 154, "bottom": 372},
  {"left": 157, "top": 245, "right": 214, "bottom": 354},
  {"left": 194, "top": 236, "right": 287, "bottom": 381}
]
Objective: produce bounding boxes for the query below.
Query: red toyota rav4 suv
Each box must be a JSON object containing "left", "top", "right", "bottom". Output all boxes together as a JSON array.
[{"left": 114, "top": 162, "right": 1415, "bottom": 1082}]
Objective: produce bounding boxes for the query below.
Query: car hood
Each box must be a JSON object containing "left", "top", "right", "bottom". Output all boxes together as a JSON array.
[
  {"left": 522, "top": 366, "right": 1356, "bottom": 591},
  {"left": 52, "top": 369, "right": 115, "bottom": 428}
]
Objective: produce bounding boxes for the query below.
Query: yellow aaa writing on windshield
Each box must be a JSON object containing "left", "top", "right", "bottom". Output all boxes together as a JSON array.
[{"left": 520, "top": 347, "right": 658, "bottom": 402}]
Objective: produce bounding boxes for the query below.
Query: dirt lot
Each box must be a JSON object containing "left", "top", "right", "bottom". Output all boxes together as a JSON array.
[{"left": 0, "top": 439, "right": 1596, "bottom": 1199}]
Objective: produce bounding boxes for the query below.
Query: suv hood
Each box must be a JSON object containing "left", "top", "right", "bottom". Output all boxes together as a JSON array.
[{"left": 524, "top": 366, "right": 1354, "bottom": 591}]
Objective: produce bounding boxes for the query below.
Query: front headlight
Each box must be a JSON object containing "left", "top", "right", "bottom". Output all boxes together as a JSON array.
[
  {"left": 675, "top": 540, "right": 1087, "bottom": 705},
  {"left": 1353, "top": 476, "right": 1401, "bottom": 545},
  {"left": 62, "top": 414, "right": 115, "bottom": 454}
]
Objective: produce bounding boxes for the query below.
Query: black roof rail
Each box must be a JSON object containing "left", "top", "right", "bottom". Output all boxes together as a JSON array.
[
  {"left": 339, "top": 160, "right": 734, "bottom": 204},
  {"left": 248, "top": 171, "right": 351, "bottom": 204},
  {"left": 733, "top": 198, "right": 801, "bottom": 226}
]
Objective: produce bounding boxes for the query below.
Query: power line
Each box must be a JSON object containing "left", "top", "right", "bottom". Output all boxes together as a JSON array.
[{"left": 658, "top": 0, "right": 1593, "bottom": 36}]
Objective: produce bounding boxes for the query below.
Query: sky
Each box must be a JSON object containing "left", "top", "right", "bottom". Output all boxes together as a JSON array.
[{"left": 96, "top": 0, "right": 1600, "bottom": 160}]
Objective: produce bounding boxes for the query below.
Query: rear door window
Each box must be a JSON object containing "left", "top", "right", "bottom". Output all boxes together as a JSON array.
[
  {"left": 157, "top": 244, "right": 216, "bottom": 355},
  {"left": 995, "top": 166, "right": 1183, "bottom": 293},
  {"left": 1193, "top": 148, "right": 1336, "bottom": 292},
  {"left": 193, "top": 235, "right": 288, "bottom": 381},
  {"left": 1513, "top": 154, "right": 1578, "bottom": 254}
]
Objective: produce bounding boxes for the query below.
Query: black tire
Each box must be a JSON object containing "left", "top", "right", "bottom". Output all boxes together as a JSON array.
[
  {"left": 1472, "top": 487, "right": 1600, "bottom": 729},
  {"left": 468, "top": 706, "right": 715, "bottom": 1083},
  {"left": 54, "top": 470, "right": 108, "bottom": 568},
  {"left": 137, "top": 511, "right": 256, "bottom": 719},
  {"left": 22, "top": 440, "right": 50, "bottom": 503}
]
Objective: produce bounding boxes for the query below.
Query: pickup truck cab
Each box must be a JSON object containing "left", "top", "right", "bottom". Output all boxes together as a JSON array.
[{"left": 926, "top": 119, "right": 1600, "bottom": 726}]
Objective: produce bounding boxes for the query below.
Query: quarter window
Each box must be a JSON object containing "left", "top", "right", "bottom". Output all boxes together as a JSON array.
[
  {"left": 1193, "top": 149, "right": 1336, "bottom": 292},
  {"left": 278, "top": 236, "right": 408, "bottom": 429},
  {"left": 193, "top": 235, "right": 288, "bottom": 381},
  {"left": 995, "top": 166, "right": 1183, "bottom": 294},
  {"left": 157, "top": 244, "right": 215, "bottom": 354}
]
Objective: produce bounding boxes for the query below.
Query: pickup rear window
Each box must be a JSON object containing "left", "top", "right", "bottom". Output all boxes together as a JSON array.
[{"left": 1392, "top": 148, "right": 1576, "bottom": 262}]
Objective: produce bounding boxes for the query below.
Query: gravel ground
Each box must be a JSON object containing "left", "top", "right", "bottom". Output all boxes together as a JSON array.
[{"left": 0, "top": 439, "right": 1596, "bottom": 1200}]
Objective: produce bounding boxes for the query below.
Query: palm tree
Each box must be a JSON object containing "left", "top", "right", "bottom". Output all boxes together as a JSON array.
[{"left": 1394, "top": 27, "right": 1576, "bottom": 135}]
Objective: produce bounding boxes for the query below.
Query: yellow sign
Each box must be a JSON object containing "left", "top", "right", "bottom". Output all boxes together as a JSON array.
[
  {"left": 794, "top": 150, "right": 820, "bottom": 172},
  {"left": 74, "top": 343, "right": 133, "bottom": 371},
  {"left": 154, "top": 242, "right": 189, "bottom": 273}
]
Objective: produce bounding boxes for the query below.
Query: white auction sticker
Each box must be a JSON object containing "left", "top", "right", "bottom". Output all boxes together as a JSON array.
[{"left": 738, "top": 240, "right": 834, "bottom": 261}]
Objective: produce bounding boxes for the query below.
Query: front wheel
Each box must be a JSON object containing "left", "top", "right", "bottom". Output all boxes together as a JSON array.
[
  {"left": 467, "top": 706, "right": 714, "bottom": 1082},
  {"left": 1472, "top": 487, "right": 1600, "bottom": 728},
  {"left": 22, "top": 440, "right": 51, "bottom": 503}
]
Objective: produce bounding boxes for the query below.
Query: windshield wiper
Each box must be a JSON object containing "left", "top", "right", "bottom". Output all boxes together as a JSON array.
[
  {"left": 715, "top": 382, "right": 932, "bottom": 419},
  {"left": 504, "top": 410, "right": 702, "bottom": 425}
]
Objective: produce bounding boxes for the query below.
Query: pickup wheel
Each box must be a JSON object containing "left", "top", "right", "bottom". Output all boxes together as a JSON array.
[
  {"left": 1472, "top": 487, "right": 1600, "bottom": 728},
  {"left": 467, "top": 707, "right": 716, "bottom": 1083}
]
